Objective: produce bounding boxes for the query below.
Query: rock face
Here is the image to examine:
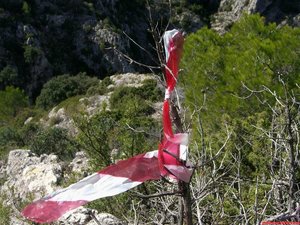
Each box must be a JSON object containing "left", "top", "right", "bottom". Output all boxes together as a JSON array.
[
  {"left": 0, "top": 160, "right": 5, "bottom": 180},
  {"left": 1, "top": 150, "right": 62, "bottom": 201},
  {"left": 211, "top": 0, "right": 300, "bottom": 33},
  {"left": 69, "top": 151, "right": 89, "bottom": 174},
  {"left": 61, "top": 208, "right": 126, "bottom": 225},
  {"left": 0, "top": 1, "right": 167, "bottom": 100},
  {"left": 0, "top": 0, "right": 209, "bottom": 101},
  {"left": 109, "top": 73, "right": 158, "bottom": 88},
  {"left": 46, "top": 107, "right": 78, "bottom": 136}
]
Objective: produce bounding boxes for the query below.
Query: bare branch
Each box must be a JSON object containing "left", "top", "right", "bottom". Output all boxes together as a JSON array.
[{"left": 131, "top": 191, "right": 181, "bottom": 199}]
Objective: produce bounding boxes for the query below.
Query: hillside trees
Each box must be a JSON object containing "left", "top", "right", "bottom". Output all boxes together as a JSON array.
[
  {"left": 181, "top": 14, "right": 300, "bottom": 223},
  {"left": 0, "top": 86, "right": 28, "bottom": 124},
  {"left": 0, "top": 86, "right": 29, "bottom": 157},
  {"left": 36, "top": 73, "right": 98, "bottom": 109}
]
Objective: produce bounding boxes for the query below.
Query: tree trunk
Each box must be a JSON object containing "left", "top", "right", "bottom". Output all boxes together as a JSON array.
[
  {"left": 170, "top": 102, "right": 193, "bottom": 225},
  {"left": 285, "top": 103, "right": 296, "bottom": 213},
  {"left": 180, "top": 181, "right": 193, "bottom": 225}
]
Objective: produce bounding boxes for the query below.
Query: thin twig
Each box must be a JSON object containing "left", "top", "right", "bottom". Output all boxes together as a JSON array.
[
  {"left": 131, "top": 191, "right": 182, "bottom": 199},
  {"left": 89, "top": 211, "right": 101, "bottom": 225}
]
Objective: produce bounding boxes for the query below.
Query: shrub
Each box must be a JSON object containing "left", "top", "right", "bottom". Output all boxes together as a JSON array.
[
  {"left": 22, "top": 1, "right": 30, "bottom": 15},
  {"left": 0, "top": 123, "right": 42, "bottom": 159},
  {"left": 0, "top": 65, "right": 18, "bottom": 88},
  {"left": 18, "top": 123, "right": 42, "bottom": 147},
  {"left": 0, "top": 126, "right": 20, "bottom": 158},
  {"left": 36, "top": 73, "right": 98, "bottom": 109},
  {"left": 30, "top": 127, "right": 78, "bottom": 161},
  {"left": 0, "top": 199, "right": 10, "bottom": 225},
  {"left": 23, "top": 45, "right": 41, "bottom": 63},
  {"left": 0, "top": 86, "right": 28, "bottom": 124},
  {"left": 76, "top": 111, "right": 120, "bottom": 168},
  {"left": 109, "top": 78, "right": 162, "bottom": 116},
  {"left": 13, "top": 107, "right": 44, "bottom": 127},
  {"left": 56, "top": 95, "right": 84, "bottom": 116},
  {"left": 86, "top": 76, "right": 112, "bottom": 95}
]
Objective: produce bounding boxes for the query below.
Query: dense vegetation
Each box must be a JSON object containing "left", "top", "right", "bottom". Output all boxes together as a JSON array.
[
  {"left": 181, "top": 14, "right": 300, "bottom": 224},
  {"left": 36, "top": 73, "right": 98, "bottom": 109}
]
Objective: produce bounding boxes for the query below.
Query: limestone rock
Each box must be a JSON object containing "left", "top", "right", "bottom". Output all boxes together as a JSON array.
[
  {"left": 73, "top": 18, "right": 136, "bottom": 76},
  {"left": 24, "top": 117, "right": 33, "bottom": 125},
  {"left": 79, "top": 95, "right": 110, "bottom": 116},
  {"left": 1, "top": 149, "right": 125, "bottom": 224},
  {"left": 92, "top": 23, "right": 135, "bottom": 73},
  {"left": 109, "top": 73, "right": 156, "bottom": 89},
  {"left": 9, "top": 216, "right": 30, "bottom": 225},
  {"left": 21, "top": 24, "right": 53, "bottom": 100},
  {"left": 47, "top": 107, "right": 78, "bottom": 136},
  {"left": 60, "top": 207, "right": 94, "bottom": 225},
  {"left": 1, "top": 150, "right": 62, "bottom": 201},
  {"left": 0, "top": 160, "right": 5, "bottom": 180},
  {"left": 79, "top": 73, "right": 159, "bottom": 117},
  {"left": 69, "top": 151, "right": 89, "bottom": 174},
  {"left": 211, "top": 0, "right": 300, "bottom": 34},
  {"left": 89, "top": 212, "right": 126, "bottom": 225},
  {"left": 152, "top": 102, "right": 163, "bottom": 120},
  {"left": 60, "top": 207, "right": 127, "bottom": 225}
]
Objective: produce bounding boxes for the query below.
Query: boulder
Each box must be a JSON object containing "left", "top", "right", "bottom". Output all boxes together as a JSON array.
[
  {"left": 69, "top": 151, "right": 89, "bottom": 174},
  {"left": 60, "top": 207, "right": 127, "bottom": 225},
  {"left": 47, "top": 107, "right": 78, "bottom": 136},
  {"left": 79, "top": 95, "right": 110, "bottom": 116},
  {"left": 1, "top": 150, "right": 62, "bottom": 201},
  {"left": 109, "top": 73, "right": 156, "bottom": 89}
]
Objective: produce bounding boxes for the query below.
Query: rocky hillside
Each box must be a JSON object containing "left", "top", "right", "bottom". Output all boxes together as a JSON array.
[{"left": 0, "top": 73, "right": 163, "bottom": 224}]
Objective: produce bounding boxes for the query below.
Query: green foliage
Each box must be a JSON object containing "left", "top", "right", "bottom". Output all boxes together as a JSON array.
[
  {"left": 77, "top": 80, "right": 161, "bottom": 169},
  {"left": 22, "top": 1, "right": 30, "bottom": 15},
  {"left": 182, "top": 14, "right": 300, "bottom": 122},
  {"left": 182, "top": 14, "right": 300, "bottom": 223},
  {"left": 13, "top": 107, "right": 44, "bottom": 127},
  {"left": 23, "top": 45, "right": 41, "bottom": 63},
  {"left": 110, "top": 78, "right": 163, "bottom": 116},
  {"left": 0, "top": 86, "right": 28, "bottom": 124},
  {"left": 86, "top": 76, "right": 112, "bottom": 95},
  {"left": 0, "top": 65, "right": 18, "bottom": 88},
  {"left": 83, "top": 1, "right": 94, "bottom": 13},
  {"left": 56, "top": 95, "right": 85, "bottom": 116},
  {"left": 0, "top": 199, "right": 10, "bottom": 225},
  {"left": 18, "top": 122, "right": 41, "bottom": 146},
  {"left": 76, "top": 111, "right": 119, "bottom": 167},
  {"left": 36, "top": 73, "right": 98, "bottom": 110},
  {"left": 0, "top": 126, "right": 20, "bottom": 158},
  {"left": 0, "top": 93, "right": 42, "bottom": 159},
  {"left": 30, "top": 127, "right": 78, "bottom": 161}
]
